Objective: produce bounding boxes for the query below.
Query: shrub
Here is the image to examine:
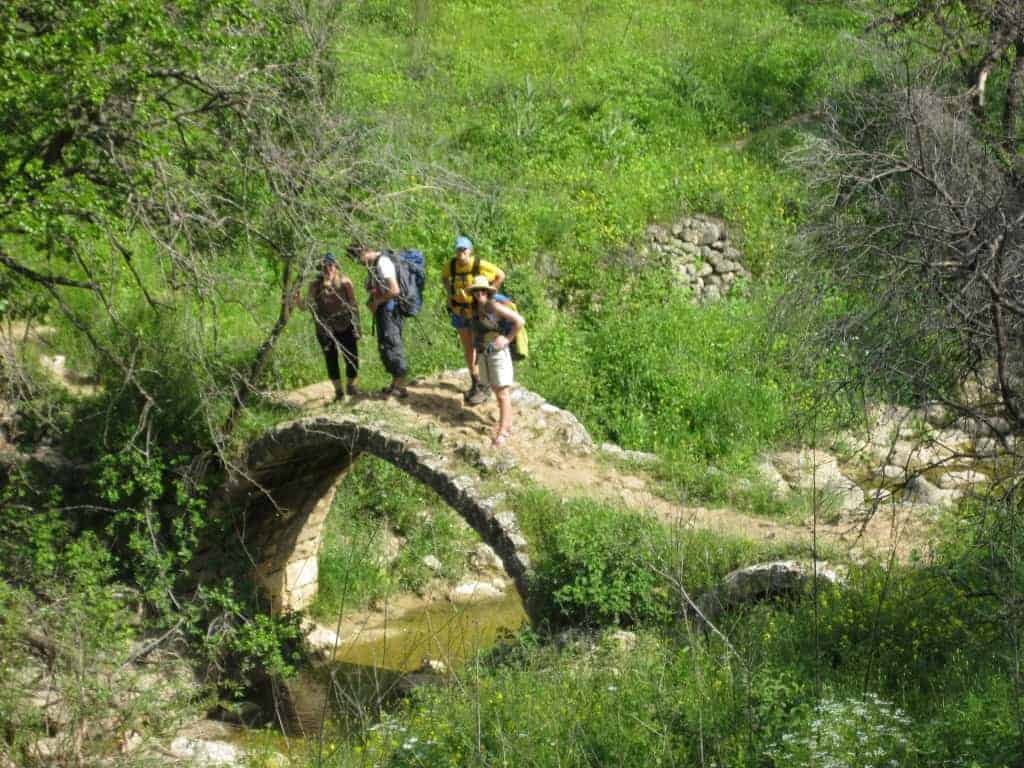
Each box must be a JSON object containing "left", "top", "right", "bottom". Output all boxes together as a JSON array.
[{"left": 529, "top": 496, "right": 673, "bottom": 627}]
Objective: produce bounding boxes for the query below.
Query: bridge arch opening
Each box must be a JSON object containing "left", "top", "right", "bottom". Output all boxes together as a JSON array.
[{"left": 225, "top": 416, "right": 532, "bottom": 616}]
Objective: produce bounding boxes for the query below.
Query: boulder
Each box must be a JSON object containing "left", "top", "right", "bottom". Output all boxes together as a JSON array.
[
  {"left": 168, "top": 737, "right": 243, "bottom": 766},
  {"left": 754, "top": 457, "right": 791, "bottom": 496},
  {"left": 470, "top": 542, "right": 504, "bottom": 573},
  {"left": 696, "top": 560, "right": 844, "bottom": 620},
  {"left": 772, "top": 450, "right": 864, "bottom": 514},
  {"left": 873, "top": 465, "right": 907, "bottom": 482},
  {"left": 448, "top": 580, "right": 505, "bottom": 604},
  {"left": 539, "top": 403, "right": 593, "bottom": 447},
  {"left": 904, "top": 476, "right": 961, "bottom": 508},
  {"left": 935, "top": 469, "right": 988, "bottom": 489},
  {"left": 422, "top": 555, "right": 443, "bottom": 573},
  {"left": 699, "top": 221, "right": 721, "bottom": 245},
  {"left": 922, "top": 402, "right": 950, "bottom": 427},
  {"left": 645, "top": 224, "right": 669, "bottom": 244},
  {"left": 973, "top": 436, "right": 1012, "bottom": 457}
]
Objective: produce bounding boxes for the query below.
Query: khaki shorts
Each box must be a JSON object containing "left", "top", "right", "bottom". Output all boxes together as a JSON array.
[{"left": 479, "top": 346, "right": 514, "bottom": 389}]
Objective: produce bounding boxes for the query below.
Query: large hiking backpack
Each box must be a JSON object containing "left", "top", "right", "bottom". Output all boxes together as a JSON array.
[{"left": 388, "top": 249, "right": 425, "bottom": 317}]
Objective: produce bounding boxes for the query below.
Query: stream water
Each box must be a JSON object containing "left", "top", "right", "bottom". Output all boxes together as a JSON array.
[{"left": 280, "top": 591, "right": 528, "bottom": 737}]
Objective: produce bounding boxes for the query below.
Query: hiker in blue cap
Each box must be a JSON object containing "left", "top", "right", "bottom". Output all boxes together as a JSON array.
[
  {"left": 442, "top": 235, "right": 505, "bottom": 405},
  {"left": 292, "top": 252, "right": 361, "bottom": 401}
]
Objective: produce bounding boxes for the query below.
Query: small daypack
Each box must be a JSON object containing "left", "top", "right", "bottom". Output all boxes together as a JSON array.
[
  {"left": 384, "top": 249, "right": 425, "bottom": 317},
  {"left": 494, "top": 293, "right": 529, "bottom": 361}
]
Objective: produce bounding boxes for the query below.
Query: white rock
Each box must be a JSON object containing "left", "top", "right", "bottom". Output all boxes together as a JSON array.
[
  {"left": 935, "top": 469, "right": 988, "bottom": 489},
  {"left": 448, "top": 581, "right": 504, "bottom": 604},
  {"left": 470, "top": 542, "right": 504, "bottom": 572},
  {"left": 772, "top": 450, "right": 863, "bottom": 513},
  {"left": 509, "top": 388, "right": 545, "bottom": 408},
  {"left": 304, "top": 623, "right": 341, "bottom": 650},
  {"left": 697, "top": 560, "right": 844, "bottom": 619},
  {"left": 867, "top": 404, "right": 912, "bottom": 445},
  {"left": 755, "top": 457, "right": 790, "bottom": 496},
  {"left": 422, "top": 555, "right": 443, "bottom": 573},
  {"left": 873, "top": 465, "right": 907, "bottom": 482},
  {"left": 608, "top": 629, "right": 638, "bottom": 652},
  {"left": 168, "top": 737, "right": 242, "bottom": 765}
]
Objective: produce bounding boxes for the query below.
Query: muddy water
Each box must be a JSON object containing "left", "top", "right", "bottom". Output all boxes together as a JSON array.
[{"left": 282, "top": 591, "right": 528, "bottom": 736}]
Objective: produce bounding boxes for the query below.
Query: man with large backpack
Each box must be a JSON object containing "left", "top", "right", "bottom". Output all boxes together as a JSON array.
[
  {"left": 442, "top": 236, "right": 505, "bottom": 406},
  {"left": 348, "top": 243, "right": 421, "bottom": 399}
]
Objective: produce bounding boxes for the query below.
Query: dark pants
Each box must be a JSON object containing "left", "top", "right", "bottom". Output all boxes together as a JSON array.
[
  {"left": 375, "top": 305, "right": 407, "bottom": 378},
  {"left": 317, "top": 325, "right": 359, "bottom": 381}
]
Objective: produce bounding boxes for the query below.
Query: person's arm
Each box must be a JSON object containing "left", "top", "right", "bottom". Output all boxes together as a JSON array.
[
  {"left": 489, "top": 301, "right": 523, "bottom": 349},
  {"left": 369, "top": 259, "right": 400, "bottom": 311},
  {"left": 490, "top": 266, "right": 506, "bottom": 292},
  {"left": 291, "top": 283, "right": 314, "bottom": 311},
  {"left": 341, "top": 277, "right": 356, "bottom": 306}
]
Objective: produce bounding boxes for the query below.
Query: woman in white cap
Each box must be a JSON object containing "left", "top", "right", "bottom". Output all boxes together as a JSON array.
[{"left": 468, "top": 275, "right": 524, "bottom": 447}]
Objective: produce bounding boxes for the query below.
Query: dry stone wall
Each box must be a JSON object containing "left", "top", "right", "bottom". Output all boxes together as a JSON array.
[{"left": 641, "top": 215, "right": 751, "bottom": 302}]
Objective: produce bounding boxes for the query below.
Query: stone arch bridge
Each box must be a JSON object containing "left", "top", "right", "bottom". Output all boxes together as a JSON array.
[{"left": 220, "top": 415, "right": 532, "bottom": 616}]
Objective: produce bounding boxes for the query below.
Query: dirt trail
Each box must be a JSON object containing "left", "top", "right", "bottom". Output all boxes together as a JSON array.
[{"left": 278, "top": 371, "right": 927, "bottom": 559}]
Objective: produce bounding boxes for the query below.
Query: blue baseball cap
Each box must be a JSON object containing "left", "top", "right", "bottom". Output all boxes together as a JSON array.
[
  {"left": 321, "top": 252, "right": 337, "bottom": 266},
  {"left": 454, "top": 236, "right": 473, "bottom": 251}
]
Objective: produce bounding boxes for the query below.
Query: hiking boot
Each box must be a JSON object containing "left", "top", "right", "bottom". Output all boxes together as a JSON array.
[
  {"left": 380, "top": 384, "right": 410, "bottom": 399},
  {"left": 465, "top": 382, "right": 490, "bottom": 406}
]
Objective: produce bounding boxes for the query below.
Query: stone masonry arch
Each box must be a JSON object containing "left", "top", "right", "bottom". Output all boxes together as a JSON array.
[{"left": 223, "top": 415, "right": 532, "bottom": 615}]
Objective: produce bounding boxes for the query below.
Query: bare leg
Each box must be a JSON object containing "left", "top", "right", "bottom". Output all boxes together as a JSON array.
[
  {"left": 492, "top": 386, "right": 512, "bottom": 445},
  {"left": 458, "top": 326, "right": 477, "bottom": 378}
]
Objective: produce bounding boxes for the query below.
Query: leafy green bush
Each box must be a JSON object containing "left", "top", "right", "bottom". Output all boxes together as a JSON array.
[{"left": 528, "top": 496, "right": 673, "bottom": 627}]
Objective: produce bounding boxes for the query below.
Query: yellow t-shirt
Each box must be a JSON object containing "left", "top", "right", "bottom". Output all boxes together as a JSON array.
[{"left": 443, "top": 257, "right": 502, "bottom": 318}]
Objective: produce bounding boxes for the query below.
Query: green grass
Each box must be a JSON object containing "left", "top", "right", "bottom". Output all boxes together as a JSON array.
[
  {"left": 311, "top": 456, "right": 479, "bottom": 621},
  {"left": 308, "top": 513, "right": 1020, "bottom": 768}
]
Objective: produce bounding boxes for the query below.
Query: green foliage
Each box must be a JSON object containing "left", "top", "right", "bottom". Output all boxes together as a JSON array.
[
  {"left": 0, "top": 465, "right": 69, "bottom": 585},
  {"left": 191, "top": 583, "right": 307, "bottom": 698},
  {"left": 0, "top": 535, "right": 200, "bottom": 767},
  {"left": 530, "top": 497, "right": 673, "bottom": 627},
  {"left": 584, "top": 284, "right": 788, "bottom": 458},
  {"left": 96, "top": 445, "right": 207, "bottom": 615},
  {"left": 766, "top": 692, "right": 917, "bottom": 768},
  {"left": 313, "top": 457, "right": 477, "bottom": 620},
  {"left": 521, "top": 488, "right": 785, "bottom": 628}
]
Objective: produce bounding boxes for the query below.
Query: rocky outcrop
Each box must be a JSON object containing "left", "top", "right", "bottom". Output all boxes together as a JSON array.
[
  {"left": 772, "top": 449, "right": 864, "bottom": 515},
  {"left": 642, "top": 215, "right": 752, "bottom": 303}
]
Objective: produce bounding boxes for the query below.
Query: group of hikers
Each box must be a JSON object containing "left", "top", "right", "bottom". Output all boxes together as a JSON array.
[{"left": 292, "top": 237, "right": 525, "bottom": 448}]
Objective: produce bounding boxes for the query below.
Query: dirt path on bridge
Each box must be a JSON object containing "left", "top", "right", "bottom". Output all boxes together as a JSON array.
[{"left": 278, "top": 372, "right": 926, "bottom": 560}]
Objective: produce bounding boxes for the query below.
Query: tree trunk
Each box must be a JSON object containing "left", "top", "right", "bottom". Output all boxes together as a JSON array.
[
  {"left": 1004, "top": 39, "right": 1024, "bottom": 156},
  {"left": 221, "top": 263, "right": 299, "bottom": 439}
]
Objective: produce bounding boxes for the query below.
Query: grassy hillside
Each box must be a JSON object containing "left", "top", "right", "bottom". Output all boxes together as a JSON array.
[{"left": 257, "top": 0, "right": 866, "bottom": 475}]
